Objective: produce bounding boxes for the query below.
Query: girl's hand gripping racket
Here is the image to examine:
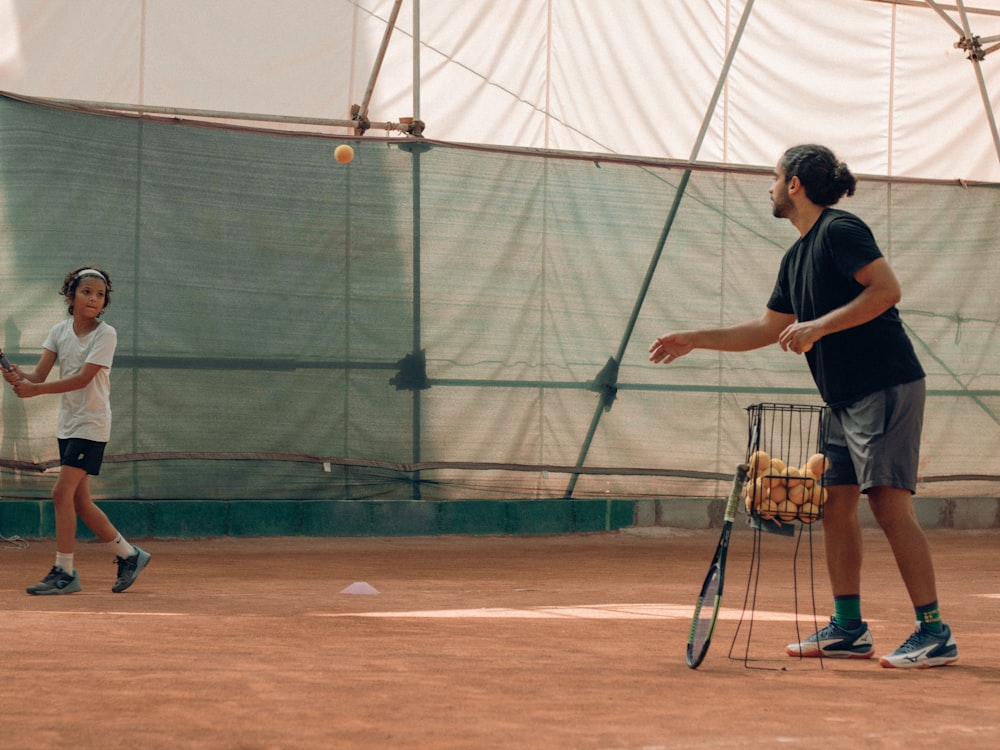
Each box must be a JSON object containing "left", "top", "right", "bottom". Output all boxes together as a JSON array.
[
  {"left": 0, "top": 349, "right": 22, "bottom": 381},
  {"left": 685, "top": 462, "right": 750, "bottom": 669}
]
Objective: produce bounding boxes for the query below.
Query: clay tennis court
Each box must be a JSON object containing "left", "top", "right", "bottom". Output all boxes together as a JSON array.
[{"left": 2, "top": 526, "right": 998, "bottom": 749}]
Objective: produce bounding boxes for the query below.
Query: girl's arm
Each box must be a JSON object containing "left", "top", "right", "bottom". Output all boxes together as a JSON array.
[
  {"left": 3, "top": 348, "right": 56, "bottom": 385},
  {"left": 11, "top": 357, "right": 103, "bottom": 399}
]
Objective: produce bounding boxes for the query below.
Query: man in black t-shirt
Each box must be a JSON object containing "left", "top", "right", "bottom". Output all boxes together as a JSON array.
[{"left": 649, "top": 144, "right": 958, "bottom": 669}]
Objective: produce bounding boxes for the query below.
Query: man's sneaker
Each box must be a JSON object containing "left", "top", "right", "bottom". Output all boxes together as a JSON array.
[
  {"left": 786, "top": 618, "right": 875, "bottom": 659},
  {"left": 879, "top": 623, "right": 958, "bottom": 669},
  {"left": 112, "top": 546, "right": 151, "bottom": 593},
  {"left": 27, "top": 566, "right": 82, "bottom": 595}
]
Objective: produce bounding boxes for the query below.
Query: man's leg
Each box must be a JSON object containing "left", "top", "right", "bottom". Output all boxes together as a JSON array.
[
  {"left": 821, "top": 484, "right": 863, "bottom": 597},
  {"left": 866, "top": 485, "right": 938, "bottom": 607}
]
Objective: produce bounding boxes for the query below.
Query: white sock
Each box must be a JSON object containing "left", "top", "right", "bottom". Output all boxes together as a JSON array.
[
  {"left": 55, "top": 552, "right": 75, "bottom": 575},
  {"left": 108, "top": 534, "right": 136, "bottom": 560}
]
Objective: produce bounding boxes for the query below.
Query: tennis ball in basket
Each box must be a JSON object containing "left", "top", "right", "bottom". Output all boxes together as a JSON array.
[
  {"left": 776, "top": 499, "right": 798, "bottom": 522},
  {"left": 757, "top": 497, "right": 778, "bottom": 520},
  {"left": 787, "top": 482, "right": 806, "bottom": 505},
  {"left": 806, "top": 483, "right": 827, "bottom": 506},
  {"left": 769, "top": 481, "right": 787, "bottom": 504},
  {"left": 785, "top": 466, "right": 804, "bottom": 487},
  {"left": 798, "top": 502, "right": 821, "bottom": 523},
  {"left": 806, "top": 453, "right": 829, "bottom": 477},
  {"left": 334, "top": 144, "right": 355, "bottom": 163},
  {"left": 769, "top": 457, "right": 786, "bottom": 474},
  {"left": 748, "top": 450, "right": 770, "bottom": 477}
]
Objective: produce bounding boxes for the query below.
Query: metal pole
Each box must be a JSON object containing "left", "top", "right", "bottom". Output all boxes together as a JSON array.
[
  {"left": 410, "top": 0, "right": 423, "bottom": 499},
  {"left": 563, "top": 0, "right": 759, "bottom": 503}
]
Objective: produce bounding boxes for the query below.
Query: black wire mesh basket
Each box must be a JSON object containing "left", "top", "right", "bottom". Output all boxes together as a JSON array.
[{"left": 744, "top": 403, "right": 830, "bottom": 535}]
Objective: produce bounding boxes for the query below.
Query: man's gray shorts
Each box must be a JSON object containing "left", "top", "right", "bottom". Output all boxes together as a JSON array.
[{"left": 823, "top": 378, "right": 925, "bottom": 494}]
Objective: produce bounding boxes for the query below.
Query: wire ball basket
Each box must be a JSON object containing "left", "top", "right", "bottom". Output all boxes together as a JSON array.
[{"left": 744, "top": 403, "right": 830, "bottom": 535}]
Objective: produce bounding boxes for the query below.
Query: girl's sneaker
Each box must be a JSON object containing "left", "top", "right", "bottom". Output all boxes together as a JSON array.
[
  {"left": 112, "top": 546, "right": 151, "bottom": 592},
  {"left": 879, "top": 623, "right": 958, "bottom": 669},
  {"left": 27, "top": 566, "right": 82, "bottom": 595}
]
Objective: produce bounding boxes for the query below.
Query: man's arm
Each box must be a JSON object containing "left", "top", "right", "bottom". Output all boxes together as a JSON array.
[
  {"left": 777, "top": 257, "right": 902, "bottom": 352},
  {"left": 650, "top": 308, "right": 795, "bottom": 364}
]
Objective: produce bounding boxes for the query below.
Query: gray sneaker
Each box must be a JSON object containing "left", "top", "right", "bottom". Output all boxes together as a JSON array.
[
  {"left": 879, "top": 623, "right": 958, "bottom": 669},
  {"left": 27, "top": 566, "right": 82, "bottom": 595},
  {"left": 112, "top": 546, "right": 151, "bottom": 593},
  {"left": 786, "top": 618, "right": 874, "bottom": 659}
]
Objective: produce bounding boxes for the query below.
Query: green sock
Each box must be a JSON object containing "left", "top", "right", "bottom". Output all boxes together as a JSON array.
[
  {"left": 916, "top": 601, "right": 943, "bottom": 633},
  {"left": 833, "top": 595, "right": 862, "bottom": 629}
]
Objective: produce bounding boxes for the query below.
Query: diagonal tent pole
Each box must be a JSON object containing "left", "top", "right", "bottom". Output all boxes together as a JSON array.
[
  {"left": 924, "top": 0, "right": 1000, "bottom": 167},
  {"left": 348, "top": 0, "right": 430, "bottom": 500},
  {"left": 351, "top": 0, "right": 405, "bottom": 134},
  {"left": 562, "top": 0, "right": 759, "bottom": 504}
]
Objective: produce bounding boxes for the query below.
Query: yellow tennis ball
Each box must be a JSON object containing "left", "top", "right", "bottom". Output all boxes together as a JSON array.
[
  {"left": 748, "top": 450, "right": 770, "bottom": 477},
  {"left": 798, "top": 502, "right": 821, "bottom": 524},
  {"left": 769, "top": 481, "right": 788, "bottom": 504},
  {"left": 334, "top": 144, "right": 355, "bottom": 163},
  {"left": 807, "top": 484, "right": 828, "bottom": 506},
  {"left": 806, "top": 453, "right": 829, "bottom": 477},
  {"left": 769, "top": 457, "right": 786, "bottom": 474},
  {"left": 787, "top": 482, "right": 806, "bottom": 505},
  {"left": 776, "top": 499, "right": 798, "bottom": 522},
  {"left": 757, "top": 497, "right": 778, "bottom": 520}
]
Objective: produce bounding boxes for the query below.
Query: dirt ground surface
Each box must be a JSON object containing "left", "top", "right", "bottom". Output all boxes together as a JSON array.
[{"left": 1, "top": 526, "right": 999, "bottom": 749}]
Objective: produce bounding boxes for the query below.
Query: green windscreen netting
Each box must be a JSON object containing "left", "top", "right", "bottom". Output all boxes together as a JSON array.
[{"left": 1, "top": 94, "right": 998, "bottom": 503}]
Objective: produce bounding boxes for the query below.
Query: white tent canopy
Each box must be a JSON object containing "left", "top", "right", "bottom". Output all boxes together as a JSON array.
[{"left": 2, "top": 0, "right": 999, "bottom": 182}]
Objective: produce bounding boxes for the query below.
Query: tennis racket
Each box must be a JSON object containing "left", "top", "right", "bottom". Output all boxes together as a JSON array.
[
  {"left": 0, "top": 349, "right": 13, "bottom": 373},
  {"left": 685, "top": 462, "right": 750, "bottom": 669}
]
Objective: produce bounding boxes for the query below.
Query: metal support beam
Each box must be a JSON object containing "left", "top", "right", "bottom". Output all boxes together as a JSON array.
[{"left": 562, "top": 0, "right": 760, "bottom": 504}]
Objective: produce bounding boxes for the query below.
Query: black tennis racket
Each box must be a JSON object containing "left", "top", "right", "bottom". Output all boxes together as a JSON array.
[
  {"left": 685, "top": 462, "right": 750, "bottom": 669},
  {"left": 0, "top": 349, "right": 14, "bottom": 373}
]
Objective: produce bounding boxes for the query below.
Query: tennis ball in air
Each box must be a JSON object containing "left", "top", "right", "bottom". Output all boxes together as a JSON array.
[{"left": 334, "top": 144, "right": 355, "bottom": 163}]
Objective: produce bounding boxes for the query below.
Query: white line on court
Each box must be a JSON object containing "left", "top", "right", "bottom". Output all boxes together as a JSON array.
[
  {"left": 6, "top": 611, "right": 186, "bottom": 617},
  {"left": 315, "top": 603, "right": 823, "bottom": 621}
]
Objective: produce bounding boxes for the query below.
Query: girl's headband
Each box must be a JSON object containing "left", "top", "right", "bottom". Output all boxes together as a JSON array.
[{"left": 75, "top": 268, "right": 108, "bottom": 284}]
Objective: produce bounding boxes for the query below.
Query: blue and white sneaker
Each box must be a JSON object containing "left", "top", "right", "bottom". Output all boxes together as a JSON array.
[
  {"left": 27, "top": 566, "right": 82, "bottom": 595},
  {"left": 112, "top": 546, "right": 151, "bottom": 593},
  {"left": 879, "top": 623, "right": 958, "bottom": 669},
  {"left": 786, "top": 618, "right": 874, "bottom": 659}
]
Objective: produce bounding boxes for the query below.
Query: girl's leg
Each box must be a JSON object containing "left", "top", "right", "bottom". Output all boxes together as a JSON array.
[
  {"left": 51, "top": 465, "right": 89, "bottom": 554},
  {"left": 72, "top": 473, "right": 120, "bottom": 543}
]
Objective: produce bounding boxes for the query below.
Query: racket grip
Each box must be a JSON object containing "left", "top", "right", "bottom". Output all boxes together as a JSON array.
[{"left": 0, "top": 351, "right": 12, "bottom": 372}]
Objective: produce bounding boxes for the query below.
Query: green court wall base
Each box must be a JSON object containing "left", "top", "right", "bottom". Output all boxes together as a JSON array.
[{"left": 0, "top": 498, "right": 636, "bottom": 539}]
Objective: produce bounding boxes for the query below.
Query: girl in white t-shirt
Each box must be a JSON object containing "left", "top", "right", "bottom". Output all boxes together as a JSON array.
[{"left": 2, "top": 266, "right": 150, "bottom": 594}]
